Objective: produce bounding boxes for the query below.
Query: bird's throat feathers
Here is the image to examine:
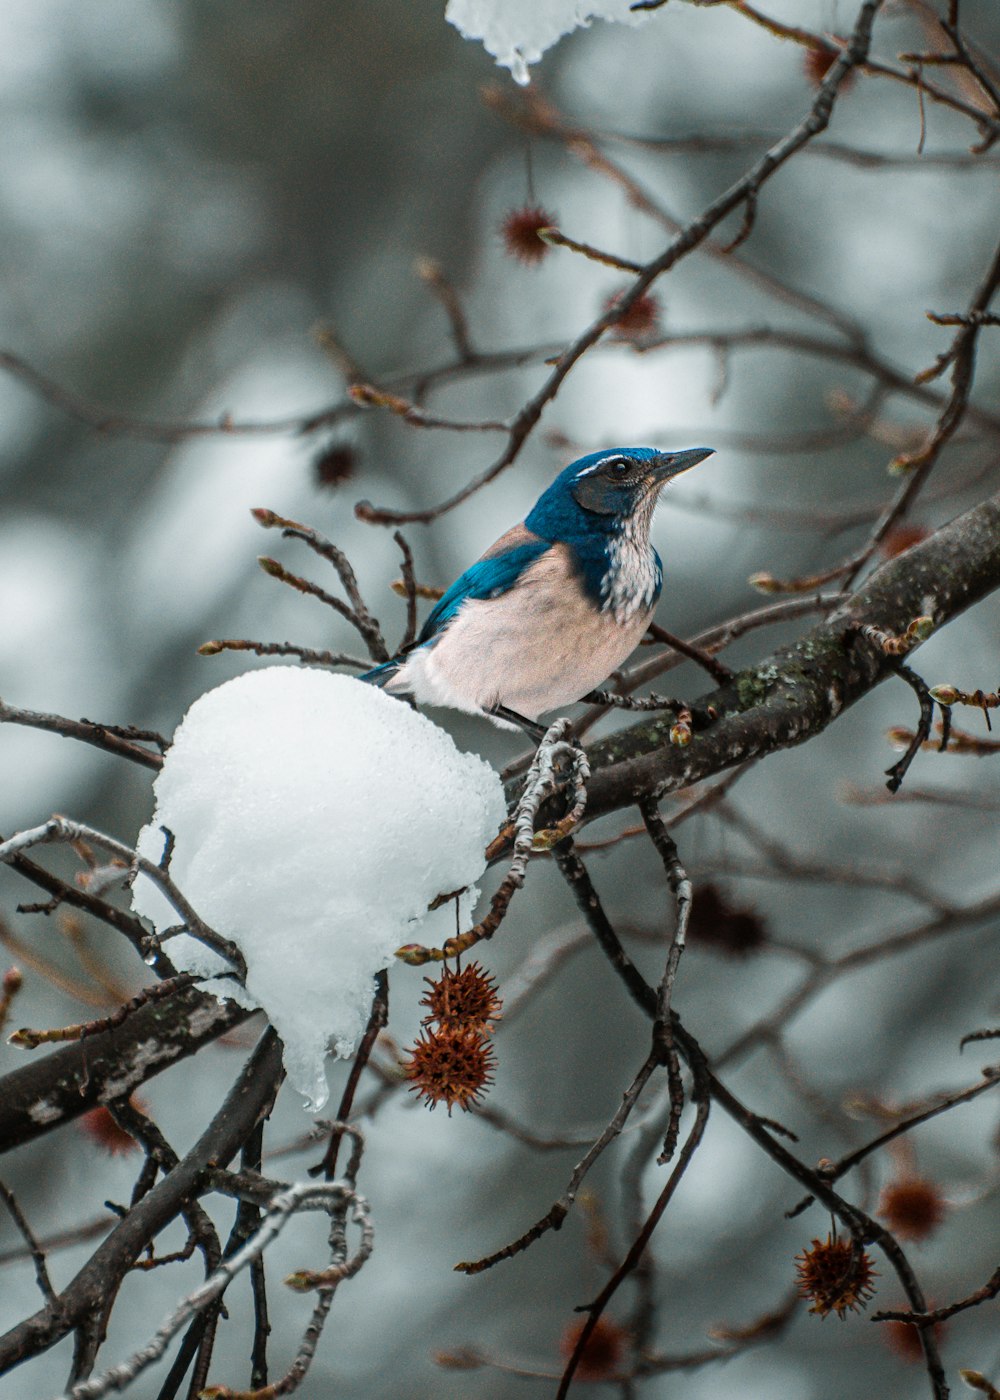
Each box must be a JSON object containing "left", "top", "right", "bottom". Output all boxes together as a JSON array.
[
  {"left": 600, "top": 522, "right": 662, "bottom": 623},
  {"left": 526, "top": 477, "right": 662, "bottom": 623},
  {"left": 548, "top": 513, "right": 662, "bottom": 623}
]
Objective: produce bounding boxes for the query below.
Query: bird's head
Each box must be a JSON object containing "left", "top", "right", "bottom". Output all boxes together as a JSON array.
[{"left": 527, "top": 446, "right": 714, "bottom": 541}]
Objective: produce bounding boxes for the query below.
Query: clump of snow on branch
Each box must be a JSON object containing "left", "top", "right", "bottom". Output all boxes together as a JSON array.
[
  {"left": 445, "top": 0, "right": 650, "bottom": 85},
  {"left": 132, "top": 668, "right": 506, "bottom": 1110}
]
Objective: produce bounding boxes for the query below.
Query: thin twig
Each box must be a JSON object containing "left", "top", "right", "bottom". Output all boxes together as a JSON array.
[
  {"left": 454, "top": 1052, "right": 659, "bottom": 1275},
  {"left": 557, "top": 1073, "right": 711, "bottom": 1399},
  {"left": 398, "top": 720, "right": 589, "bottom": 964},
  {"left": 392, "top": 532, "right": 418, "bottom": 651},
  {"left": 0, "top": 817, "right": 246, "bottom": 979},
  {"left": 0, "top": 700, "right": 165, "bottom": 770},
  {"left": 59, "top": 1181, "right": 372, "bottom": 1400},
  {"left": 0, "top": 1179, "right": 54, "bottom": 1303}
]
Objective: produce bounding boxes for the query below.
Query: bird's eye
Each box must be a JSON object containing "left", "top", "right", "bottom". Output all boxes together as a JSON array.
[{"left": 607, "top": 458, "right": 630, "bottom": 479}]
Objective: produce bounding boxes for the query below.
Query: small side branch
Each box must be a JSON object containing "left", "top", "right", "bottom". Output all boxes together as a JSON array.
[
  {"left": 252, "top": 509, "right": 388, "bottom": 662},
  {"left": 0, "top": 817, "right": 246, "bottom": 980},
  {"left": 552, "top": 843, "right": 656, "bottom": 1019},
  {"left": 392, "top": 531, "right": 419, "bottom": 651},
  {"left": 197, "top": 639, "right": 369, "bottom": 669},
  {"left": 557, "top": 1075, "right": 710, "bottom": 1400},
  {"left": 59, "top": 1181, "right": 372, "bottom": 1400},
  {"left": 639, "top": 798, "right": 692, "bottom": 1161},
  {"left": 872, "top": 1265, "right": 1000, "bottom": 1328},
  {"left": 0, "top": 1179, "right": 54, "bottom": 1303},
  {"left": 397, "top": 720, "right": 589, "bottom": 964},
  {"left": 454, "top": 1052, "right": 659, "bottom": 1275},
  {"left": 0, "top": 700, "right": 165, "bottom": 770},
  {"left": 8, "top": 975, "right": 199, "bottom": 1050},
  {"left": 884, "top": 663, "right": 936, "bottom": 794},
  {"left": 315, "top": 973, "right": 389, "bottom": 1180}
]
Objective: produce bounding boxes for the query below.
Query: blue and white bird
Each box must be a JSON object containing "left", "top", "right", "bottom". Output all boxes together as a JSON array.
[{"left": 362, "top": 446, "right": 713, "bottom": 731}]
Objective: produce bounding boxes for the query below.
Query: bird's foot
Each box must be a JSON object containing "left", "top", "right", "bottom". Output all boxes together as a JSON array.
[{"left": 527, "top": 717, "right": 591, "bottom": 848}]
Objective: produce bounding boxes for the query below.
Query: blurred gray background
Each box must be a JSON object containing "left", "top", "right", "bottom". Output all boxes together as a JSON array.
[{"left": 1, "top": 1, "right": 999, "bottom": 1397}]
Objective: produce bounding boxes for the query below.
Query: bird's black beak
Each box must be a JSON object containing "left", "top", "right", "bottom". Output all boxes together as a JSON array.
[{"left": 650, "top": 447, "right": 715, "bottom": 483}]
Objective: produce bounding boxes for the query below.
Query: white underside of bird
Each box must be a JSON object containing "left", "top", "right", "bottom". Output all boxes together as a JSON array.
[{"left": 383, "top": 539, "right": 656, "bottom": 725}]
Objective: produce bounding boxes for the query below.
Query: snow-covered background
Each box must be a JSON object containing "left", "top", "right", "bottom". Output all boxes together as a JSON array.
[{"left": 1, "top": 1, "right": 999, "bottom": 1396}]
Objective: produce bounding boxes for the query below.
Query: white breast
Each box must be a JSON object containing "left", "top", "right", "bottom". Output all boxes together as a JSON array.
[{"left": 387, "top": 542, "right": 654, "bottom": 722}]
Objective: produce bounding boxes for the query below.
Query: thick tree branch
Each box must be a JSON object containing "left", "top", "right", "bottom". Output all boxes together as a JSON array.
[
  {"left": 0, "top": 985, "right": 252, "bottom": 1154},
  {"left": 0, "top": 1030, "right": 283, "bottom": 1374},
  {"left": 576, "top": 486, "right": 1000, "bottom": 823}
]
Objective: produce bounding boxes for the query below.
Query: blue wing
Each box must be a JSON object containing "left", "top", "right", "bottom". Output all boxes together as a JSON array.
[
  {"left": 358, "top": 528, "right": 549, "bottom": 686},
  {"left": 416, "top": 538, "right": 550, "bottom": 645}
]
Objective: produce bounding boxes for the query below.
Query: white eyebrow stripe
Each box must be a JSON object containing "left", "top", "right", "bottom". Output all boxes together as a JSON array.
[{"left": 576, "top": 455, "right": 627, "bottom": 478}]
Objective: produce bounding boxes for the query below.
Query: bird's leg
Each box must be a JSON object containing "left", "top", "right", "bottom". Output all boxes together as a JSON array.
[
  {"left": 526, "top": 717, "right": 591, "bottom": 850},
  {"left": 490, "top": 704, "right": 548, "bottom": 742}
]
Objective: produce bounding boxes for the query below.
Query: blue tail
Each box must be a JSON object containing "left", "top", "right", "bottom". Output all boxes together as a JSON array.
[{"left": 358, "top": 657, "right": 403, "bottom": 687}]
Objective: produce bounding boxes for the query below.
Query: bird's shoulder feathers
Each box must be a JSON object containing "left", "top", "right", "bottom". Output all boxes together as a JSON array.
[{"left": 416, "top": 523, "right": 549, "bottom": 644}]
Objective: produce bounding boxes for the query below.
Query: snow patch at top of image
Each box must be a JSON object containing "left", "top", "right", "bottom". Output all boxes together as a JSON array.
[
  {"left": 446, "top": 0, "right": 650, "bottom": 84},
  {"left": 131, "top": 667, "right": 506, "bottom": 1110}
]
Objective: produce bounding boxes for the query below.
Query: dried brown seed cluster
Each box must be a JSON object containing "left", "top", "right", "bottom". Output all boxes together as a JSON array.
[
  {"left": 404, "top": 1023, "right": 495, "bottom": 1114},
  {"left": 78, "top": 1098, "right": 146, "bottom": 1157},
  {"left": 500, "top": 205, "right": 556, "bottom": 266},
  {"left": 405, "top": 963, "right": 502, "bottom": 1113},
  {"left": 420, "top": 961, "right": 502, "bottom": 1029},
  {"left": 604, "top": 288, "right": 661, "bottom": 341},
  {"left": 313, "top": 442, "right": 358, "bottom": 490},
  {"left": 795, "top": 1232, "right": 878, "bottom": 1318},
  {"left": 558, "top": 1316, "right": 628, "bottom": 1380},
  {"left": 687, "top": 883, "right": 768, "bottom": 957},
  {"left": 878, "top": 1176, "right": 947, "bottom": 1242}
]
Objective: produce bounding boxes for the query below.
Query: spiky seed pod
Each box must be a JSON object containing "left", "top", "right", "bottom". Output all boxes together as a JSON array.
[
  {"left": 313, "top": 442, "right": 358, "bottom": 490},
  {"left": 78, "top": 1100, "right": 146, "bottom": 1157},
  {"left": 878, "top": 1176, "right": 947, "bottom": 1242},
  {"left": 500, "top": 205, "right": 557, "bottom": 266},
  {"left": 687, "top": 883, "right": 768, "bottom": 957},
  {"left": 420, "top": 962, "right": 502, "bottom": 1029},
  {"left": 795, "top": 1233, "right": 878, "bottom": 1317},
  {"left": 604, "top": 289, "right": 661, "bottom": 341},
  {"left": 558, "top": 1316, "right": 627, "bottom": 1380},
  {"left": 803, "top": 41, "right": 855, "bottom": 90},
  {"left": 404, "top": 1023, "right": 496, "bottom": 1113}
]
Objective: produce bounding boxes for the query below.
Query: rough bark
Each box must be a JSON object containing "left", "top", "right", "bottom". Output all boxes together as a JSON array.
[
  {"left": 580, "top": 486, "right": 1000, "bottom": 820},
  {"left": 0, "top": 986, "right": 251, "bottom": 1153},
  {"left": 0, "top": 1030, "right": 282, "bottom": 1374}
]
